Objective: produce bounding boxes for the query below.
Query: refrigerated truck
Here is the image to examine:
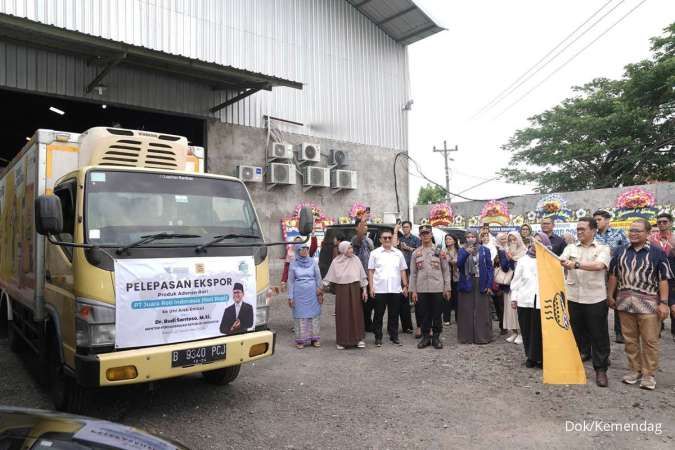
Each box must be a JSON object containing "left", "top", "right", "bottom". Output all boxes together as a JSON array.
[{"left": 0, "top": 127, "right": 309, "bottom": 411}]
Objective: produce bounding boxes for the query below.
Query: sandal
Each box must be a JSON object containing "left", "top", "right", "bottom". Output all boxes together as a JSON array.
[
  {"left": 312, "top": 341, "right": 321, "bottom": 348},
  {"left": 295, "top": 343, "right": 304, "bottom": 349}
]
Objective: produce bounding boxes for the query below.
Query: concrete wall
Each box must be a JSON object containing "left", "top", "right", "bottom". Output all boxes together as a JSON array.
[
  {"left": 413, "top": 182, "right": 675, "bottom": 223},
  {"left": 207, "top": 121, "right": 409, "bottom": 280}
]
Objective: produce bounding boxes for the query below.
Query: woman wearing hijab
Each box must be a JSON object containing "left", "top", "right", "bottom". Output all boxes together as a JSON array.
[
  {"left": 457, "top": 231, "right": 494, "bottom": 344},
  {"left": 288, "top": 243, "right": 323, "bottom": 349},
  {"left": 520, "top": 224, "right": 533, "bottom": 247},
  {"left": 492, "top": 232, "right": 510, "bottom": 336},
  {"left": 511, "top": 232, "right": 551, "bottom": 367},
  {"left": 324, "top": 241, "right": 369, "bottom": 349},
  {"left": 480, "top": 229, "right": 498, "bottom": 262},
  {"left": 281, "top": 236, "right": 304, "bottom": 285},
  {"left": 442, "top": 234, "right": 461, "bottom": 325},
  {"left": 503, "top": 231, "right": 527, "bottom": 344}
]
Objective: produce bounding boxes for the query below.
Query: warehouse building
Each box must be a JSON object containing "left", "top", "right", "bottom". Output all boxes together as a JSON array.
[{"left": 0, "top": 0, "right": 443, "bottom": 271}]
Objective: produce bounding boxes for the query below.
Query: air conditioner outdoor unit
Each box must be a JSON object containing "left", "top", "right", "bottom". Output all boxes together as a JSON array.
[
  {"left": 267, "top": 163, "right": 297, "bottom": 185},
  {"left": 237, "top": 165, "right": 264, "bottom": 183},
  {"left": 297, "top": 143, "right": 321, "bottom": 162},
  {"left": 331, "top": 169, "right": 357, "bottom": 190},
  {"left": 329, "top": 149, "right": 348, "bottom": 166},
  {"left": 269, "top": 142, "right": 293, "bottom": 160},
  {"left": 303, "top": 166, "right": 330, "bottom": 188}
]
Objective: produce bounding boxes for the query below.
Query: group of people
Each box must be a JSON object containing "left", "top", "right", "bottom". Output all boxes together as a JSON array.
[{"left": 283, "top": 211, "right": 675, "bottom": 391}]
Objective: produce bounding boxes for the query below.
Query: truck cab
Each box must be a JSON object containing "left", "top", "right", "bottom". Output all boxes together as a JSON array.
[{"left": 0, "top": 127, "right": 302, "bottom": 411}]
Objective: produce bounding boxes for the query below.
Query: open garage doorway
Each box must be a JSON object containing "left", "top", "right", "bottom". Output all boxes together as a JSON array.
[{"left": 0, "top": 88, "right": 206, "bottom": 169}]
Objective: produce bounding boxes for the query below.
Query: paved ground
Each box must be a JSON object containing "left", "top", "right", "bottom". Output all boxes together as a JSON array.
[{"left": 2, "top": 294, "right": 675, "bottom": 449}]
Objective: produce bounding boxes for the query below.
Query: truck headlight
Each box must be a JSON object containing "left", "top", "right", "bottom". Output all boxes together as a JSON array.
[
  {"left": 255, "top": 289, "right": 271, "bottom": 326},
  {"left": 76, "top": 297, "right": 115, "bottom": 347}
]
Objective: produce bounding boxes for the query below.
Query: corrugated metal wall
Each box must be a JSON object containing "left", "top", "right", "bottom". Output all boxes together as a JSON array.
[
  {"left": 0, "top": 40, "right": 226, "bottom": 116},
  {"left": 0, "top": 0, "right": 409, "bottom": 150}
]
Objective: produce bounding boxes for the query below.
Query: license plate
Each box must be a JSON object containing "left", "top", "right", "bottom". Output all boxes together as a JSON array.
[{"left": 171, "top": 344, "right": 226, "bottom": 368}]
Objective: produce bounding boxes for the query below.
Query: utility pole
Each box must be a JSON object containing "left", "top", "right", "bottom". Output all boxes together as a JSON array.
[{"left": 433, "top": 140, "right": 458, "bottom": 204}]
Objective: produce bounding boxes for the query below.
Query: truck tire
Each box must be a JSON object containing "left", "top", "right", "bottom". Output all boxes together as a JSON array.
[
  {"left": 5, "top": 299, "right": 28, "bottom": 353},
  {"left": 202, "top": 365, "right": 241, "bottom": 385},
  {"left": 7, "top": 320, "right": 28, "bottom": 353},
  {"left": 0, "top": 295, "right": 8, "bottom": 339},
  {"left": 48, "top": 330, "right": 88, "bottom": 413}
]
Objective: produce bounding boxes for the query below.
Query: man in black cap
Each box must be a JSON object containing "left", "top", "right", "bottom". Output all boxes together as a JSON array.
[
  {"left": 220, "top": 282, "right": 254, "bottom": 335},
  {"left": 409, "top": 224, "right": 451, "bottom": 349}
]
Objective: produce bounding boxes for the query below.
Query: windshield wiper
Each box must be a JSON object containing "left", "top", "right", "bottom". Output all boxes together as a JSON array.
[
  {"left": 116, "top": 232, "right": 201, "bottom": 255},
  {"left": 195, "top": 233, "right": 261, "bottom": 253}
]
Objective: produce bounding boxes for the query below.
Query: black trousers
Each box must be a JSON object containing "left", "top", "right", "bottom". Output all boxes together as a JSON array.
[
  {"left": 517, "top": 306, "right": 542, "bottom": 364},
  {"left": 373, "top": 293, "right": 401, "bottom": 340},
  {"left": 414, "top": 300, "right": 423, "bottom": 329},
  {"left": 417, "top": 292, "right": 444, "bottom": 336},
  {"left": 362, "top": 292, "right": 375, "bottom": 332},
  {"left": 442, "top": 281, "right": 459, "bottom": 323},
  {"left": 399, "top": 294, "right": 414, "bottom": 331},
  {"left": 568, "top": 300, "right": 610, "bottom": 371},
  {"left": 493, "top": 293, "right": 504, "bottom": 331}
]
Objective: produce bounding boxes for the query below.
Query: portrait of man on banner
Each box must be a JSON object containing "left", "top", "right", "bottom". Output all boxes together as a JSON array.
[{"left": 220, "top": 282, "right": 254, "bottom": 335}]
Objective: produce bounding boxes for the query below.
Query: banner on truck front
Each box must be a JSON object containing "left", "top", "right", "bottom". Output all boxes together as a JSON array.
[{"left": 114, "top": 256, "right": 256, "bottom": 349}]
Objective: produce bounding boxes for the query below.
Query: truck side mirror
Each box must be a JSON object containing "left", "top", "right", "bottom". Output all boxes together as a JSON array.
[
  {"left": 35, "top": 195, "right": 63, "bottom": 235},
  {"left": 298, "top": 207, "right": 314, "bottom": 236}
]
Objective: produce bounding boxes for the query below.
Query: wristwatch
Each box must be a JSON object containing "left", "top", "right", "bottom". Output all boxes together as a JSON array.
[{"left": 574, "top": 261, "right": 581, "bottom": 269}]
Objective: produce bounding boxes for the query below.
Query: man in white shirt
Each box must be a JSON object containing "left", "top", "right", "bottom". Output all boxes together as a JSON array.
[
  {"left": 560, "top": 217, "right": 611, "bottom": 387},
  {"left": 368, "top": 228, "right": 408, "bottom": 347}
]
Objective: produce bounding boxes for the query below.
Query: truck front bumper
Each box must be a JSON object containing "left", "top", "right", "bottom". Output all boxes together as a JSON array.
[{"left": 75, "top": 330, "right": 275, "bottom": 387}]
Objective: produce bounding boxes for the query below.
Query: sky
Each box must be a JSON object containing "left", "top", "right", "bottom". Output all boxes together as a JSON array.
[{"left": 406, "top": 0, "right": 675, "bottom": 210}]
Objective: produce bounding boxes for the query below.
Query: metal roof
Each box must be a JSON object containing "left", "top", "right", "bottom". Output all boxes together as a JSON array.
[
  {"left": 347, "top": 0, "right": 445, "bottom": 45},
  {"left": 0, "top": 13, "right": 303, "bottom": 94}
]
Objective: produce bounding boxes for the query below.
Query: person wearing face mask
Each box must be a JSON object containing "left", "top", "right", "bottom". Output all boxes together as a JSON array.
[
  {"left": 409, "top": 224, "right": 451, "bottom": 349},
  {"left": 456, "top": 231, "right": 494, "bottom": 344}
]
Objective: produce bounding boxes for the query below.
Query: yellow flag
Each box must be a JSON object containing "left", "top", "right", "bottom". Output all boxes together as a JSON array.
[{"left": 534, "top": 240, "right": 587, "bottom": 384}]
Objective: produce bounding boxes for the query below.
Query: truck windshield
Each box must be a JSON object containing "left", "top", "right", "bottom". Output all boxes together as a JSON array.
[{"left": 84, "top": 170, "right": 261, "bottom": 246}]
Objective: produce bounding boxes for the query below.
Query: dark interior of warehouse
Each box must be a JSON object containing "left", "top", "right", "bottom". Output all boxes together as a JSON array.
[{"left": 0, "top": 88, "right": 205, "bottom": 167}]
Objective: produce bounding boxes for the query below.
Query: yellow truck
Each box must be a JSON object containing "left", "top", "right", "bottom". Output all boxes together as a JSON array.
[{"left": 0, "top": 127, "right": 311, "bottom": 412}]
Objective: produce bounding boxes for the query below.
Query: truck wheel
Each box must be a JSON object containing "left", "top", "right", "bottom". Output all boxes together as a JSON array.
[
  {"left": 6, "top": 299, "right": 28, "bottom": 353},
  {"left": 202, "top": 365, "right": 241, "bottom": 385},
  {"left": 0, "top": 295, "right": 8, "bottom": 339},
  {"left": 48, "top": 333, "right": 88, "bottom": 413},
  {"left": 7, "top": 320, "right": 28, "bottom": 353}
]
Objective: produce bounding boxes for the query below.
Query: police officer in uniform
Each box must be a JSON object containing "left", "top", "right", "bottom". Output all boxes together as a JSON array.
[{"left": 410, "top": 224, "right": 452, "bottom": 349}]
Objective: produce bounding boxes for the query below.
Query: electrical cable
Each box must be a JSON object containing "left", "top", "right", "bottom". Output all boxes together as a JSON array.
[
  {"left": 472, "top": 0, "right": 617, "bottom": 118},
  {"left": 494, "top": 0, "right": 647, "bottom": 119},
  {"left": 394, "top": 152, "right": 526, "bottom": 214}
]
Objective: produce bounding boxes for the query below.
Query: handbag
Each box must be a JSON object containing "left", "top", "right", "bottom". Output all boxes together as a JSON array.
[{"left": 494, "top": 266, "right": 514, "bottom": 285}]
